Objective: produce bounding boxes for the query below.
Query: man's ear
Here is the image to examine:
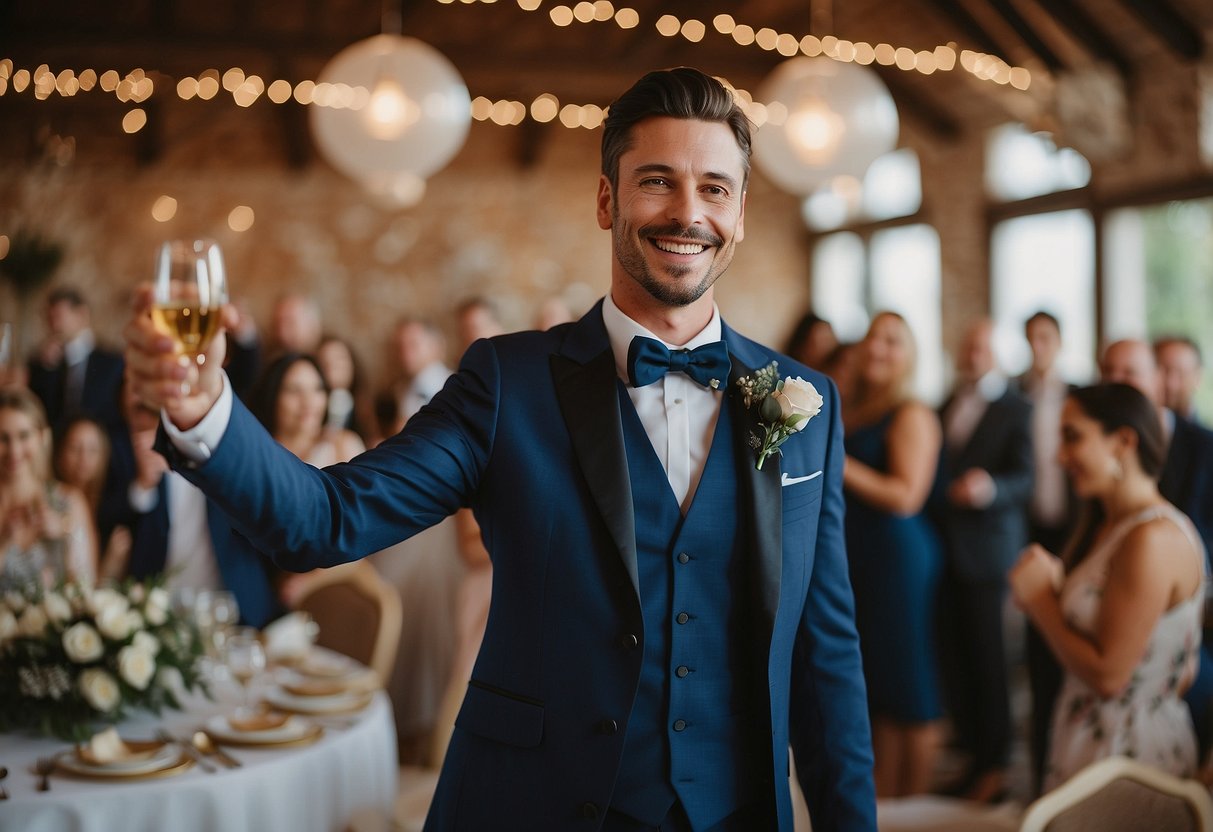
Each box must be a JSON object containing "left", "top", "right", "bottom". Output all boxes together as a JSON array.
[{"left": 595, "top": 175, "right": 613, "bottom": 230}]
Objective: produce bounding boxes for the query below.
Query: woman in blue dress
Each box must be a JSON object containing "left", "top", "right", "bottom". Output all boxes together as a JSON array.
[{"left": 842, "top": 311, "right": 945, "bottom": 797}]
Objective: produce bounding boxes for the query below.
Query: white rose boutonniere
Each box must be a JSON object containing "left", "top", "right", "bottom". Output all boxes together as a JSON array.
[{"left": 736, "top": 362, "right": 824, "bottom": 470}]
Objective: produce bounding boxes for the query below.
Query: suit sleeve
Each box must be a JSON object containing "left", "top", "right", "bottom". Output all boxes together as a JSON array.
[
  {"left": 986, "top": 397, "right": 1034, "bottom": 512},
  {"left": 160, "top": 339, "right": 502, "bottom": 572},
  {"left": 788, "top": 377, "right": 877, "bottom": 831}
]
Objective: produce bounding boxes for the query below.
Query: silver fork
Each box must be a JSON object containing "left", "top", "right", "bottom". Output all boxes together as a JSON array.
[{"left": 155, "top": 729, "right": 215, "bottom": 773}]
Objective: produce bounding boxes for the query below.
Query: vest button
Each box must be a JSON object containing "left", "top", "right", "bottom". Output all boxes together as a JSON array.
[
  {"left": 597, "top": 718, "right": 619, "bottom": 735},
  {"left": 619, "top": 633, "right": 639, "bottom": 649},
  {"left": 580, "top": 802, "right": 599, "bottom": 819},
  {"left": 676, "top": 612, "right": 689, "bottom": 624},
  {"left": 676, "top": 665, "right": 689, "bottom": 678},
  {"left": 677, "top": 552, "right": 690, "bottom": 564},
  {"left": 673, "top": 719, "right": 687, "bottom": 732}
]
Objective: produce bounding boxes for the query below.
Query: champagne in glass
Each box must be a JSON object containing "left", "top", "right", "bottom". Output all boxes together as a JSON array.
[{"left": 151, "top": 239, "right": 227, "bottom": 364}]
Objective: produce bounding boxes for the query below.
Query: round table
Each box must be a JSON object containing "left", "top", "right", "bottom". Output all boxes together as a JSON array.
[{"left": 0, "top": 671, "right": 398, "bottom": 832}]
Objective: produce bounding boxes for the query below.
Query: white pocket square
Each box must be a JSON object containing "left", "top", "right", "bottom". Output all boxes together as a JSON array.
[{"left": 780, "top": 471, "right": 823, "bottom": 487}]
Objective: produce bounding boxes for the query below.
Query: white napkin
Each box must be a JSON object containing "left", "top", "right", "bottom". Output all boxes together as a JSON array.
[{"left": 262, "top": 612, "right": 315, "bottom": 661}]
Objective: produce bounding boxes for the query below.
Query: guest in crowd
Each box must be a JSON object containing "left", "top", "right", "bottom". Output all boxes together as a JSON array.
[
  {"left": 823, "top": 341, "right": 860, "bottom": 405},
  {"left": 53, "top": 417, "right": 109, "bottom": 526},
  {"left": 248, "top": 353, "right": 365, "bottom": 470},
  {"left": 534, "top": 295, "right": 575, "bottom": 331},
  {"left": 123, "top": 402, "right": 281, "bottom": 627},
  {"left": 388, "top": 317, "right": 451, "bottom": 424},
  {"left": 316, "top": 335, "right": 369, "bottom": 440},
  {"left": 1010, "top": 383, "right": 1205, "bottom": 790},
  {"left": 1012, "top": 310, "right": 1079, "bottom": 795},
  {"left": 842, "top": 311, "right": 944, "bottom": 797},
  {"left": 1100, "top": 337, "right": 1213, "bottom": 757},
  {"left": 1155, "top": 335, "right": 1204, "bottom": 424},
  {"left": 27, "top": 286, "right": 124, "bottom": 436},
  {"left": 0, "top": 387, "right": 96, "bottom": 590},
  {"left": 455, "top": 297, "right": 506, "bottom": 352},
  {"left": 933, "top": 317, "right": 1033, "bottom": 803},
  {"left": 222, "top": 297, "right": 264, "bottom": 401},
  {"left": 270, "top": 292, "right": 324, "bottom": 357},
  {"left": 785, "top": 311, "right": 838, "bottom": 371}
]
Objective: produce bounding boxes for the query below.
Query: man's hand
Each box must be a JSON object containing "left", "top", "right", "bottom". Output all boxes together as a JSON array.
[
  {"left": 123, "top": 285, "right": 236, "bottom": 430},
  {"left": 946, "top": 467, "right": 996, "bottom": 509},
  {"left": 1009, "top": 543, "right": 1064, "bottom": 614}
]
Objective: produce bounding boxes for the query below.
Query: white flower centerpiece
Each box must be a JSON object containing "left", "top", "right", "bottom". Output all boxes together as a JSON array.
[{"left": 0, "top": 577, "right": 207, "bottom": 740}]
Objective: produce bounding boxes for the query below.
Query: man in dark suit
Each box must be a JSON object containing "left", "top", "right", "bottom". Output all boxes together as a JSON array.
[
  {"left": 1101, "top": 338, "right": 1213, "bottom": 755},
  {"left": 27, "top": 286, "right": 125, "bottom": 436},
  {"left": 123, "top": 419, "right": 280, "bottom": 628},
  {"left": 1011, "top": 310, "right": 1078, "bottom": 796},
  {"left": 125, "top": 68, "right": 876, "bottom": 831},
  {"left": 934, "top": 318, "right": 1034, "bottom": 803}
]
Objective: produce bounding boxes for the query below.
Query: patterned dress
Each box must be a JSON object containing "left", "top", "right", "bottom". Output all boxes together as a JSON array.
[{"left": 1045, "top": 503, "right": 1206, "bottom": 791}]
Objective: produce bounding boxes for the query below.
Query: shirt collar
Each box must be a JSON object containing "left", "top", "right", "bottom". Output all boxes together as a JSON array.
[
  {"left": 63, "top": 329, "right": 94, "bottom": 366},
  {"left": 601, "top": 293, "right": 722, "bottom": 383}
]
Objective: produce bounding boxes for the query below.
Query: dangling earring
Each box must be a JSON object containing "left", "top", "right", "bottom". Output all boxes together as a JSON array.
[{"left": 1107, "top": 456, "right": 1124, "bottom": 481}]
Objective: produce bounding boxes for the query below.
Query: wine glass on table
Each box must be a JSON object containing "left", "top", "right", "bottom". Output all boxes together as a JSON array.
[
  {"left": 150, "top": 239, "right": 227, "bottom": 394},
  {"left": 225, "top": 627, "right": 267, "bottom": 715},
  {"left": 208, "top": 590, "right": 240, "bottom": 655}
]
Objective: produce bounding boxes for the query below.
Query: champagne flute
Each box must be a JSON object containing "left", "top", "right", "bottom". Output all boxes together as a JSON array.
[
  {"left": 151, "top": 239, "right": 227, "bottom": 391},
  {"left": 225, "top": 627, "right": 266, "bottom": 714},
  {"left": 209, "top": 590, "right": 240, "bottom": 655}
]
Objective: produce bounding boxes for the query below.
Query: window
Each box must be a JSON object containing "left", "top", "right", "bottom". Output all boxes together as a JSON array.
[
  {"left": 990, "top": 209, "right": 1096, "bottom": 383},
  {"left": 1105, "top": 198, "right": 1213, "bottom": 417},
  {"left": 802, "top": 149, "right": 922, "bottom": 233},
  {"left": 985, "top": 123, "right": 1091, "bottom": 201}
]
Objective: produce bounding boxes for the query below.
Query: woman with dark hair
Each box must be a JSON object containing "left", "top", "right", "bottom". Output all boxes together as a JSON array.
[
  {"left": 784, "top": 311, "right": 838, "bottom": 370},
  {"left": 1010, "top": 382, "right": 1205, "bottom": 790},
  {"left": 248, "top": 353, "right": 364, "bottom": 467}
]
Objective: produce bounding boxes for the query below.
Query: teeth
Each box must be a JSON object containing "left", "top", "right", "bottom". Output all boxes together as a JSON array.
[{"left": 653, "top": 239, "right": 706, "bottom": 255}]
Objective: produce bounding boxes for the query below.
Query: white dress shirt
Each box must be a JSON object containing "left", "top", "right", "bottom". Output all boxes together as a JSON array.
[
  {"left": 168, "top": 297, "right": 727, "bottom": 516},
  {"left": 944, "top": 371, "right": 1008, "bottom": 451},
  {"left": 129, "top": 472, "right": 223, "bottom": 593},
  {"left": 399, "top": 361, "right": 453, "bottom": 424},
  {"left": 601, "top": 294, "right": 724, "bottom": 513}
]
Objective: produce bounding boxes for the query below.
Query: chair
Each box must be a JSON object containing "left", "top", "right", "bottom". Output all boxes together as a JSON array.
[
  {"left": 1019, "top": 756, "right": 1213, "bottom": 832},
  {"left": 292, "top": 561, "right": 403, "bottom": 685}
]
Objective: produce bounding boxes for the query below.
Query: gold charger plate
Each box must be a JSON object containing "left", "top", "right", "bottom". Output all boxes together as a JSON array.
[
  {"left": 208, "top": 721, "right": 325, "bottom": 748},
  {"left": 267, "top": 690, "right": 374, "bottom": 716},
  {"left": 53, "top": 751, "right": 194, "bottom": 781}
]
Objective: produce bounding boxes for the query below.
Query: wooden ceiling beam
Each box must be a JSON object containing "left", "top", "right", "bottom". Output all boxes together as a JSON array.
[
  {"left": 984, "top": 0, "right": 1066, "bottom": 72},
  {"left": 1116, "top": 0, "right": 1204, "bottom": 61},
  {"left": 921, "top": 0, "right": 1017, "bottom": 60},
  {"left": 1034, "top": 0, "right": 1133, "bottom": 79}
]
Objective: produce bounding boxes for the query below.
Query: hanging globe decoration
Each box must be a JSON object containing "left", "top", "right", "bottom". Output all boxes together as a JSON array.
[
  {"left": 310, "top": 34, "right": 471, "bottom": 206},
  {"left": 752, "top": 56, "right": 899, "bottom": 196}
]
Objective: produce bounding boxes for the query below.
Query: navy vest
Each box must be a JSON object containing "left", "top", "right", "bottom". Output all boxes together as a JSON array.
[{"left": 611, "top": 383, "right": 766, "bottom": 829}]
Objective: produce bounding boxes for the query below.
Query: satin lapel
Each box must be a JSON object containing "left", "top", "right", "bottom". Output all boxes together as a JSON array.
[
  {"left": 727, "top": 356, "right": 782, "bottom": 640},
  {"left": 551, "top": 348, "right": 639, "bottom": 595}
]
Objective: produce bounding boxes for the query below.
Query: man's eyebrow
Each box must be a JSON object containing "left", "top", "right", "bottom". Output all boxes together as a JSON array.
[{"left": 630, "top": 163, "right": 739, "bottom": 190}]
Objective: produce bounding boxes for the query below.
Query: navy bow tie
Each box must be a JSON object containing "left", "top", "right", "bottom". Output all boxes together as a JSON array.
[{"left": 627, "top": 336, "right": 731, "bottom": 390}]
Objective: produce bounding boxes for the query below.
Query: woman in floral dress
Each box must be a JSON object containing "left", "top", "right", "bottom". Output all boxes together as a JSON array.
[{"left": 1010, "top": 383, "right": 1205, "bottom": 790}]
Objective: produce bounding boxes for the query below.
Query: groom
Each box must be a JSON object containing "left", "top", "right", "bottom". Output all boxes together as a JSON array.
[{"left": 125, "top": 68, "right": 875, "bottom": 831}]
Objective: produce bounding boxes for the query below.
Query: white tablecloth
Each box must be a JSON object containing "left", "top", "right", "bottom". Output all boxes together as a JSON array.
[{"left": 0, "top": 672, "right": 398, "bottom": 832}]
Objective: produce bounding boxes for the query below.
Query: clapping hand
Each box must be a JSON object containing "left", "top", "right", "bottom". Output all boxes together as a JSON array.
[{"left": 1009, "top": 543, "right": 1064, "bottom": 613}]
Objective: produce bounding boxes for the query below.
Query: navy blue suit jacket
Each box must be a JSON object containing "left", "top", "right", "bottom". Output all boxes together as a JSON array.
[
  {"left": 1161, "top": 413, "right": 1213, "bottom": 564},
  {"left": 165, "top": 304, "right": 875, "bottom": 831}
]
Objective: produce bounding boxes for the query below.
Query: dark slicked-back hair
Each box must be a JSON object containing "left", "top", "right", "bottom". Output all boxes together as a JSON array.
[
  {"left": 601, "top": 67, "right": 753, "bottom": 189},
  {"left": 1069, "top": 382, "right": 1166, "bottom": 479}
]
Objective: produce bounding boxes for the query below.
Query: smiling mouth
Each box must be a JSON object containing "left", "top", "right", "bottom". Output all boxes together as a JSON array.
[{"left": 651, "top": 238, "right": 708, "bottom": 255}]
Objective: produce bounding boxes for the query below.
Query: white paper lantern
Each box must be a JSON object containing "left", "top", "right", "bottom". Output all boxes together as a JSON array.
[
  {"left": 752, "top": 56, "right": 899, "bottom": 196},
  {"left": 310, "top": 34, "right": 471, "bottom": 191}
]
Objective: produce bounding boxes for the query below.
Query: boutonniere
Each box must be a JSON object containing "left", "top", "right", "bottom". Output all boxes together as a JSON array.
[{"left": 736, "top": 362, "right": 824, "bottom": 470}]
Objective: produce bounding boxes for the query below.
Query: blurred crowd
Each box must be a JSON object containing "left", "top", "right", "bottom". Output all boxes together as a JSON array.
[{"left": 787, "top": 307, "right": 1213, "bottom": 805}]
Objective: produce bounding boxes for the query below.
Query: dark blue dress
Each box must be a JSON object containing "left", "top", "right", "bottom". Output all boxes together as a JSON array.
[{"left": 845, "top": 410, "right": 944, "bottom": 722}]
